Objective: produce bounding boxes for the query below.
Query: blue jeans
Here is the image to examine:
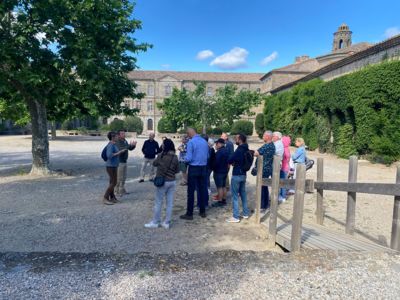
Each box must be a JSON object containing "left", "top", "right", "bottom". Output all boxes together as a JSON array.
[
  {"left": 187, "top": 165, "right": 208, "bottom": 215},
  {"left": 152, "top": 180, "right": 176, "bottom": 224},
  {"left": 279, "top": 170, "right": 288, "bottom": 199},
  {"left": 231, "top": 175, "right": 249, "bottom": 219}
]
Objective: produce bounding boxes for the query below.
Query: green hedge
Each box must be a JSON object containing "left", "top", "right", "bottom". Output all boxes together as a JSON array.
[
  {"left": 263, "top": 60, "right": 400, "bottom": 164},
  {"left": 157, "top": 117, "right": 177, "bottom": 133},
  {"left": 124, "top": 116, "right": 143, "bottom": 134},
  {"left": 230, "top": 120, "right": 253, "bottom": 136}
]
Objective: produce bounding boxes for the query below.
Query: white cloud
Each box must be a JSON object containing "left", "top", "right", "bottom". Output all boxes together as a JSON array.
[
  {"left": 210, "top": 47, "right": 248, "bottom": 70},
  {"left": 260, "top": 51, "right": 278, "bottom": 66},
  {"left": 161, "top": 64, "right": 171, "bottom": 69},
  {"left": 196, "top": 50, "right": 214, "bottom": 60},
  {"left": 384, "top": 27, "right": 400, "bottom": 39}
]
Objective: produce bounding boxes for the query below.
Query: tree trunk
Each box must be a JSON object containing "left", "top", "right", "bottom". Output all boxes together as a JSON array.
[
  {"left": 50, "top": 121, "right": 57, "bottom": 140},
  {"left": 27, "top": 100, "right": 51, "bottom": 175}
]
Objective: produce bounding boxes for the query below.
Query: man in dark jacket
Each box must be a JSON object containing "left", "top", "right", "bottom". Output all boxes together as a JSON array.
[
  {"left": 226, "top": 133, "right": 250, "bottom": 223},
  {"left": 221, "top": 132, "right": 234, "bottom": 189},
  {"left": 115, "top": 130, "right": 137, "bottom": 196},
  {"left": 212, "top": 138, "right": 229, "bottom": 207},
  {"left": 139, "top": 133, "right": 160, "bottom": 182}
]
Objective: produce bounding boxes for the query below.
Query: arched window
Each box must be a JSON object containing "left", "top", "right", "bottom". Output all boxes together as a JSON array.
[
  {"left": 147, "top": 119, "right": 153, "bottom": 131},
  {"left": 339, "top": 39, "right": 343, "bottom": 49}
]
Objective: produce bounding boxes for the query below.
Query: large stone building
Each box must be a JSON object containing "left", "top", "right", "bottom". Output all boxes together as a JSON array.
[
  {"left": 259, "top": 24, "right": 372, "bottom": 94},
  {"left": 125, "top": 71, "right": 262, "bottom": 133}
]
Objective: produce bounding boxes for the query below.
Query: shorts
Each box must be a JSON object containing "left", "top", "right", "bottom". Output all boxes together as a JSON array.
[
  {"left": 179, "top": 161, "right": 188, "bottom": 172},
  {"left": 214, "top": 173, "right": 228, "bottom": 188}
]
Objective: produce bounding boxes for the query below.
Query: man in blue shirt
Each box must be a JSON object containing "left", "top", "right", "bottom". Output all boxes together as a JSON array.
[{"left": 180, "top": 128, "right": 209, "bottom": 220}]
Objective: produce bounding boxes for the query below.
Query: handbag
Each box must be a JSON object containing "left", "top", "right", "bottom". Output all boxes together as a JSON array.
[{"left": 153, "top": 155, "right": 174, "bottom": 187}]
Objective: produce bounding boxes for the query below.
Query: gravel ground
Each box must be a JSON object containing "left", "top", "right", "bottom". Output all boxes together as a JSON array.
[
  {"left": 1, "top": 250, "right": 400, "bottom": 299},
  {"left": 1, "top": 134, "right": 400, "bottom": 299}
]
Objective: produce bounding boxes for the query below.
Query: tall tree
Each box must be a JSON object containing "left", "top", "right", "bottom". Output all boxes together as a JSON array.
[{"left": 0, "top": 0, "right": 149, "bottom": 175}]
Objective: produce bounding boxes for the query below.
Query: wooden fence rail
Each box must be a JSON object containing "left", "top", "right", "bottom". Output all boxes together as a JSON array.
[{"left": 255, "top": 154, "right": 400, "bottom": 252}]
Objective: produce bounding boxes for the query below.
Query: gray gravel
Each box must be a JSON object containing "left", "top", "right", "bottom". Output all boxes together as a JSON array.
[{"left": 1, "top": 250, "right": 400, "bottom": 299}]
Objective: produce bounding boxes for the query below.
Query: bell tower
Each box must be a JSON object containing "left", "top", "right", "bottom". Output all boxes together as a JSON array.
[{"left": 332, "top": 23, "right": 352, "bottom": 51}]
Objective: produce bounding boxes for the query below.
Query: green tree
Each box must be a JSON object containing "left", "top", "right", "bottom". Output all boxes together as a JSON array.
[
  {"left": 124, "top": 116, "right": 143, "bottom": 134},
  {"left": 255, "top": 113, "right": 264, "bottom": 138},
  {"left": 0, "top": 0, "right": 150, "bottom": 174},
  {"left": 157, "top": 117, "right": 177, "bottom": 133},
  {"left": 231, "top": 120, "right": 254, "bottom": 136}
]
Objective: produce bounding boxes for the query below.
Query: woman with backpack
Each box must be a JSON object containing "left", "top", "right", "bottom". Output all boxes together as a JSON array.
[
  {"left": 145, "top": 138, "right": 179, "bottom": 229},
  {"left": 102, "top": 131, "right": 127, "bottom": 205}
]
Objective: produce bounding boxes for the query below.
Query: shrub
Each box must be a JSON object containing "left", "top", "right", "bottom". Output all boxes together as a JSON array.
[
  {"left": 76, "top": 126, "right": 88, "bottom": 134},
  {"left": 124, "top": 116, "right": 143, "bottom": 134},
  {"left": 335, "top": 124, "right": 357, "bottom": 159},
  {"left": 230, "top": 120, "right": 253, "bottom": 136},
  {"left": 99, "top": 124, "right": 110, "bottom": 132},
  {"left": 61, "top": 120, "right": 73, "bottom": 130},
  {"left": 157, "top": 117, "right": 177, "bottom": 133},
  {"left": 211, "top": 127, "right": 223, "bottom": 135},
  {"left": 109, "top": 119, "right": 125, "bottom": 132},
  {"left": 255, "top": 113, "right": 264, "bottom": 138}
]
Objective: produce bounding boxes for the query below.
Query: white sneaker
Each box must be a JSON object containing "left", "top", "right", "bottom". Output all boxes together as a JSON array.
[
  {"left": 226, "top": 217, "right": 240, "bottom": 223},
  {"left": 144, "top": 222, "right": 159, "bottom": 228},
  {"left": 161, "top": 222, "right": 170, "bottom": 229},
  {"left": 241, "top": 215, "right": 249, "bottom": 219},
  {"left": 278, "top": 197, "right": 286, "bottom": 204}
]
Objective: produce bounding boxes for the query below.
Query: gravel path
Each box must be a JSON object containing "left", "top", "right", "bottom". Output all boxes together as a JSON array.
[{"left": 1, "top": 250, "right": 400, "bottom": 299}]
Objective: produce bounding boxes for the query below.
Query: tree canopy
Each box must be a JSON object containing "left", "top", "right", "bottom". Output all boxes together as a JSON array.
[
  {"left": 158, "top": 82, "right": 262, "bottom": 133},
  {"left": 0, "top": 0, "right": 150, "bottom": 174}
]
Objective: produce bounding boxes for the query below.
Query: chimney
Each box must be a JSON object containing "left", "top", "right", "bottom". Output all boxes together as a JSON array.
[{"left": 295, "top": 55, "right": 310, "bottom": 63}]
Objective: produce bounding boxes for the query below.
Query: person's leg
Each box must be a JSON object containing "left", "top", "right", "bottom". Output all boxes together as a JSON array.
[
  {"left": 279, "top": 170, "right": 288, "bottom": 200},
  {"left": 110, "top": 168, "right": 118, "bottom": 199},
  {"left": 140, "top": 158, "right": 147, "bottom": 180},
  {"left": 164, "top": 181, "right": 176, "bottom": 224},
  {"left": 115, "top": 165, "right": 122, "bottom": 194},
  {"left": 261, "top": 185, "right": 270, "bottom": 209},
  {"left": 152, "top": 185, "right": 165, "bottom": 224},
  {"left": 239, "top": 175, "right": 250, "bottom": 217},
  {"left": 186, "top": 166, "right": 196, "bottom": 216},
  {"left": 149, "top": 158, "right": 156, "bottom": 180},
  {"left": 104, "top": 167, "right": 114, "bottom": 200},
  {"left": 197, "top": 167, "right": 208, "bottom": 214},
  {"left": 230, "top": 176, "right": 240, "bottom": 219},
  {"left": 120, "top": 163, "right": 128, "bottom": 194}
]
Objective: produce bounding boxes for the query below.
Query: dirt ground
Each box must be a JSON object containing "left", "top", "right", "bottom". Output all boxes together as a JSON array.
[{"left": 0, "top": 134, "right": 398, "bottom": 253}]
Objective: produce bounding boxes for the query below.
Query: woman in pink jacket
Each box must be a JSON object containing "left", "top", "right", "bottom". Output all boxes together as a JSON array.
[{"left": 279, "top": 136, "right": 291, "bottom": 202}]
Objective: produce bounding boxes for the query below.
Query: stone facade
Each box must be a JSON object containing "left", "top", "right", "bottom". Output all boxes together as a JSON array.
[{"left": 124, "top": 71, "right": 263, "bottom": 134}]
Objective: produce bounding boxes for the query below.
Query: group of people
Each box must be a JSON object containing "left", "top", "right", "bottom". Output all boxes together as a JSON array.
[{"left": 102, "top": 128, "right": 307, "bottom": 228}]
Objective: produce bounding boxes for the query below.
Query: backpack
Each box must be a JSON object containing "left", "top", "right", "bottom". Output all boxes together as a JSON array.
[
  {"left": 101, "top": 144, "right": 108, "bottom": 162},
  {"left": 305, "top": 157, "right": 314, "bottom": 171},
  {"left": 242, "top": 150, "right": 254, "bottom": 172}
]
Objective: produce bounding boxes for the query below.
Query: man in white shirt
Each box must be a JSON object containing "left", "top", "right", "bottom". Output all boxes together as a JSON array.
[{"left": 272, "top": 131, "right": 284, "bottom": 159}]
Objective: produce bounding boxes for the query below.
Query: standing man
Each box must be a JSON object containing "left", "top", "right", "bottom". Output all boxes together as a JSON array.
[
  {"left": 115, "top": 130, "right": 137, "bottom": 196},
  {"left": 139, "top": 133, "right": 160, "bottom": 183},
  {"left": 180, "top": 128, "right": 209, "bottom": 220},
  {"left": 211, "top": 138, "right": 229, "bottom": 207},
  {"left": 255, "top": 131, "right": 276, "bottom": 213},
  {"left": 221, "top": 132, "right": 234, "bottom": 190},
  {"left": 226, "top": 133, "right": 250, "bottom": 223},
  {"left": 272, "top": 131, "right": 284, "bottom": 158}
]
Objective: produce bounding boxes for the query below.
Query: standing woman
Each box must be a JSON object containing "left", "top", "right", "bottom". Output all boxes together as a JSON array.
[
  {"left": 279, "top": 136, "right": 291, "bottom": 203},
  {"left": 290, "top": 137, "right": 307, "bottom": 186},
  {"left": 145, "top": 138, "right": 179, "bottom": 229},
  {"left": 103, "top": 131, "right": 127, "bottom": 205},
  {"left": 178, "top": 136, "right": 189, "bottom": 186}
]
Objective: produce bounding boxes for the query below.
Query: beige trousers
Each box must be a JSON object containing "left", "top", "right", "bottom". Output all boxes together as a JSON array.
[
  {"left": 140, "top": 158, "right": 155, "bottom": 180},
  {"left": 115, "top": 163, "right": 127, "bottom": 193}
]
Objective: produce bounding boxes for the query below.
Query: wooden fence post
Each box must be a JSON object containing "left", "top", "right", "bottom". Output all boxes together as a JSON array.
[
  {"left": 290, "top": 163, "right": 306, "bottom": 252},
  {"left": 390, "top": 166, "right": 400, "bottom": 250},
  {"left": 345, "top": 156, "right": 358, "bottom": 235},
  {"left": 316, "top": 158, "right": 324, "bottom": 225},
  {"left": 268, "top": 155, "right": 282, "bottom": 247},
  {"left": 254, "top": 156, "right": 263, "bottom": 224}
]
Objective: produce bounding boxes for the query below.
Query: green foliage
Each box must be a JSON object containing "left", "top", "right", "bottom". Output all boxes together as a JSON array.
[
  {"left": 124, "top": 116, "right": 143, "bottom": 134},
  {"left": 211, "top": 127, "right": 223, "bottom": 135},
  {"left": 157, "top": 117, "right": 177, "bottom": 133},
  {"left": 158, "top": 83, "right": 262, "bottom": 132},
  {"left": 230, "top": 120, "right": 253, "bottom": 136},
  {"left": 336, "top": 124, "right": 357, "bottom": 159},
  {"left": 109, "top": 119, "right": 125, "bottom": 132},
  {"left": 263, "top": 61, "right": 400, "bottom": 164},
  {"left": 255, "top": 113, "right": 264, "bottom": 138}
]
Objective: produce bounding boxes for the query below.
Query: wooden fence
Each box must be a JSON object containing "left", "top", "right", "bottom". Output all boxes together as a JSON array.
[{"left": 254, "top": 155, "right": 400, "bottom": 252}]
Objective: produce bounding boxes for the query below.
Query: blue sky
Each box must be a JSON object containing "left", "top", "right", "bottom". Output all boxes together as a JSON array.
[{"left": 132, "top": 0, "right": 400, "bottom": 73}]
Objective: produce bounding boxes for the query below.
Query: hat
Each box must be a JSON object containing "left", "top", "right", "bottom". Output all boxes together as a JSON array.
[{"left": 216, "top": 138, "right": 225, "bottom": 144}]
